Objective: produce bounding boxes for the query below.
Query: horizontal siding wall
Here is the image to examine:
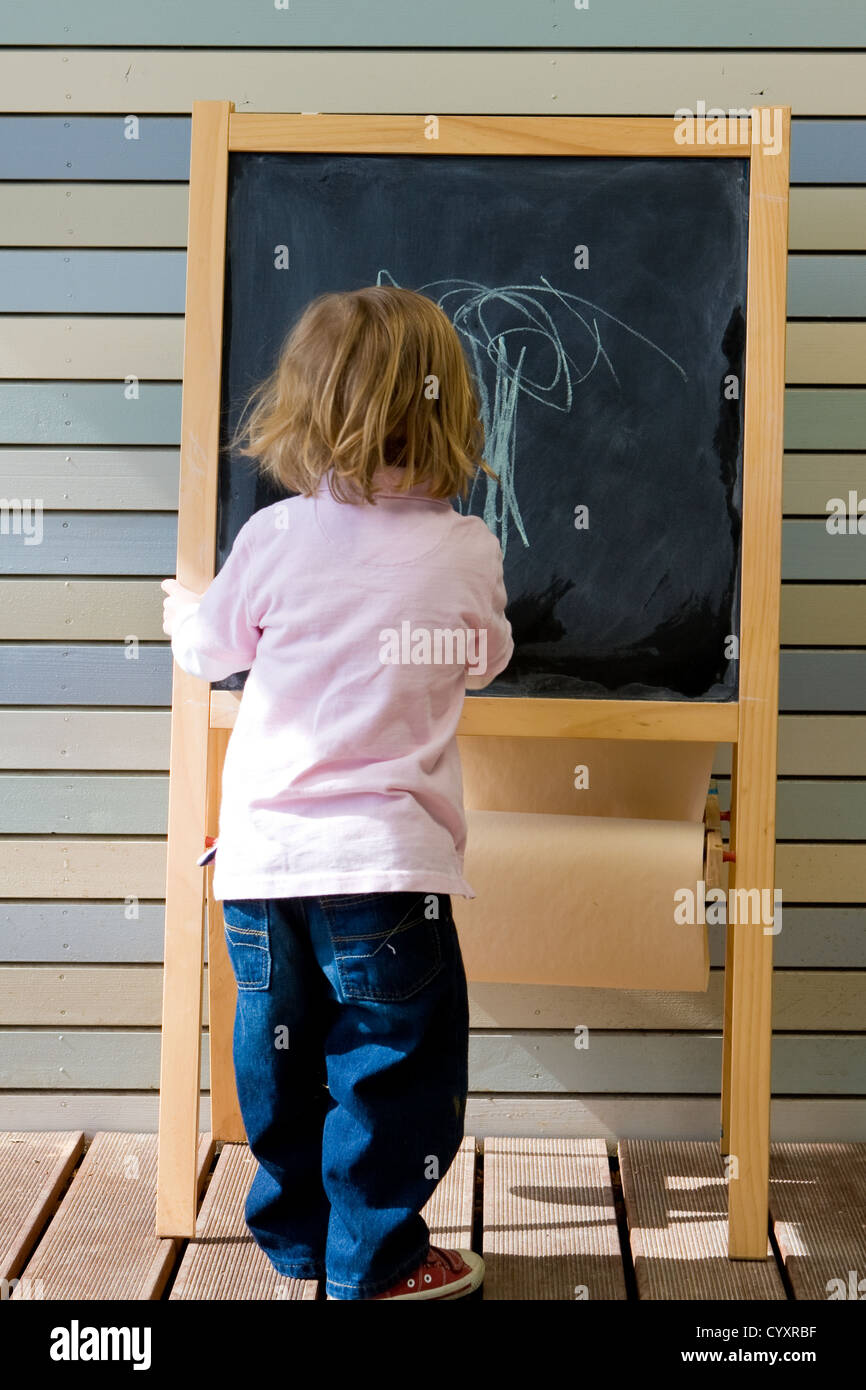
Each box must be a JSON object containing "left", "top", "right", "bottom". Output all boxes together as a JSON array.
[
  {"left": 3, "top": 3, "right": 865, "bottom": 48},
  {"left": 0, "top": 14, "right": 864, "bottom": 1137}
]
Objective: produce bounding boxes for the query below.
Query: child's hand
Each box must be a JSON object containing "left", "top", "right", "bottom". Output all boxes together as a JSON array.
[{"left": 161, "top": 578, "right": 205, "bottom": 636}]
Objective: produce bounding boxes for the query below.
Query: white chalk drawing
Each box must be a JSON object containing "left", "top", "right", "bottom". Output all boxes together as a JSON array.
[{"left": 378, "top": 271, "right": 688, "bottom": 556}]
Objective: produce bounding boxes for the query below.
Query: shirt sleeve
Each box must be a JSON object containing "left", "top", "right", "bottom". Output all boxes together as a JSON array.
[
  {"left": 170, "top": 524, "right": 261, "bottom": 682},
  {"left": 465, "top": 536, "right": 514, "bottom": 690}
]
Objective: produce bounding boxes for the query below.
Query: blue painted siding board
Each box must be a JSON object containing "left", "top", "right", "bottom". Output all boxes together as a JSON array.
[
  {"left": 0, "top": 381, "right": 862, "bottom": 450},
  {"left": 719, "top": 779, "right": 866, "bottom": 841},
  {"left": 757, "top": 910, "right": 866, "bottom": 969},
  {"left": 785, "top": 390, "right": 866, "bottom": 451},
  {"left": 0, "top": 251, "right": 863, "bottom": 318},
  {"left": 0, "top": 647, "right": 861, "bottom": 709},
  {"left": 0, "top": 384, "right": 182, "bottom": 446},
  {"left": 0, "top": 902, "right": 175, "bottom": 962},
  {"left": 0, "top": 904, "right": 863, "bottom": 967},
  {"left": 0, "top": 117, "right": 864, "bottom": 183},
  {"left": 2, "top": 1, "right": 864, "bottom": 49},
  {"left": 0, "top": 117, "right": 191, "bottom": 181},
  {"left": 4, "top": 773, "right": 864, "bottom": 839},
  {"left": 0, "top": 513, "right": 177, "bottom": 575},
  {"left": 787, "top": 257, "right": 866, "bottom": 317},
  {"left": 470, "top": 1034, "right": 865, "bottom": 1095},
  {"left": 781, "top": 525, "right": 866, "bottom": 582},
  {"left": 790, "top": 121, "right": 866, "bottom": 183},
  {"left": 0, "top": 774, "right": 169, "bottom": 834},
  {"left": 0, "top": 646, "right": 172, "bottom": 705},
  {"left": 779, "top": 652, "right": 866, "bottom": 712},
  {"left": 0, "top": 512, "right": 860, "bottom": 580},
  {"left": 1, "top": 1031, "right": 863, "bottom": 1093},
  {"left": 0, "top": 252, "right": 186, "bottom": 313}
]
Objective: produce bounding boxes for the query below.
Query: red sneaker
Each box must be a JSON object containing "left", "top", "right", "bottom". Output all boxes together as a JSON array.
[
  {"left": 371, "top": 1246, "right": 484, "bottom": 1300},
  {"left": 327, "top": 1246, "right": 484, "bottom": 1301}
]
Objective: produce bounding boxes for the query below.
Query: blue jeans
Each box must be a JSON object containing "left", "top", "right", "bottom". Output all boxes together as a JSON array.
[{"left": 220, "top": 891, "right": 470, "bottom": 1300}]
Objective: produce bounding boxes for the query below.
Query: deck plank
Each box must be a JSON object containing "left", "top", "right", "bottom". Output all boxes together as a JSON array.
[
  {"left": 11, "top": 1131, "right": 213, "bottom": 1299},
  {"left": 169, "top": 1144, "right": 317, "bottom": 1300},
  {"left": 423, "top": 1135, "right": 476, "bottom": 1251},
  {"left": 619, "top": 1140, "right": 787, "bottom": 1300},
  {"left": 482, "top": 1136, "right": 626, "bottom": 1300},
  {"left": 170, "top": 1136, "right": 476, "bottom": 1299},
  {"left": 5, "top": 1133, "right": 861, "bottom": 1300},
  {"left": 770, "top": 1142, "right": 866, "bottom": 1300},
  {"left": 0, "top": 1131, "right": 84, "bottom": 1287}
]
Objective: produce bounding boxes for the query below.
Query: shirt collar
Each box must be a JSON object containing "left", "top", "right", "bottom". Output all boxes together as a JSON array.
[{"left": 315, "top": 465, "right": 441, "bottom": 501}]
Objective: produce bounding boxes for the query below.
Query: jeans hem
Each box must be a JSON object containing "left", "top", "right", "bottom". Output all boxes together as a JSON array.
[
  {"left": 261, "top": 1255, "right": 326, "bottom": 1280},
  {"left": 269, "top": 1262, "right": 326, "bottom": 1278},
  {"left": 324, "top": 1240, "right": 431, "bottom": 1300}
]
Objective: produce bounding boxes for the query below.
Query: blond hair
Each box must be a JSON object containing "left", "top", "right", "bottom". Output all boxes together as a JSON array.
[{"left": 227, "top": 285, "right": 495, "bottom": 503}]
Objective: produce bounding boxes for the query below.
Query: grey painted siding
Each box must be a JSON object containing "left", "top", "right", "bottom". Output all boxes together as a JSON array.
[
  {"left": 2, "top": 2, "right": 863, "bottom": 49},
  {"left": 0, "top": 12, "right": 863, "bottom": 1137}
]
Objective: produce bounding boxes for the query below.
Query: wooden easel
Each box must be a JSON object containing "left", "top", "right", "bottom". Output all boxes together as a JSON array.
[{"left": 156, "top": 104, "right": 790, "bottom": 1260}]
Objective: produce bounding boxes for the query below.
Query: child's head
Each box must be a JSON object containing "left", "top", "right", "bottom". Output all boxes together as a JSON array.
[{"left": 229, "top": 285, "right": 495, "bottom": 503}]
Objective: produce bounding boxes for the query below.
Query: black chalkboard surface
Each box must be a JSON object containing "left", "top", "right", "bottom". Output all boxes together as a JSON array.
[{"left": 216, "top": 152, "right": 749, "bottom": 701}]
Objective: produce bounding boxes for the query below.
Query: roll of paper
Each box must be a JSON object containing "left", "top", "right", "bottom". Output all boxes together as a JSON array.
[
  {"left": 458, "top": 737, "right": 716, "bottom": 822},
  {"left": 452, "top": 809, "right": 710, "bottom": 991}
]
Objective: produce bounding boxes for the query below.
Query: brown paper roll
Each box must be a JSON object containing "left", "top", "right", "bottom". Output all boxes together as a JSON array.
[
  {"left": 453, "top": 809, "right": 710, "bottom": 991},
  {"left": 458, "top": 737, "right": 716, "bottom": 822}
]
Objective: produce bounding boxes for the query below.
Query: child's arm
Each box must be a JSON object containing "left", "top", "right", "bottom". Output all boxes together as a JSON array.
[
  {"left": 161, "top": 523, "right": 261, "bottom": 682},
  {"left": 466, "top": 541, "right": 514, "bottom": 690}
]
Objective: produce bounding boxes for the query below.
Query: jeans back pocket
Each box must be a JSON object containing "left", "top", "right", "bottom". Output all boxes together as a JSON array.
[
  {"left": 320, "top": 891, "right": 444, "bottom": 1003},
  {"left": 222, "top": 899, "right": 272, "bottom": 991}
]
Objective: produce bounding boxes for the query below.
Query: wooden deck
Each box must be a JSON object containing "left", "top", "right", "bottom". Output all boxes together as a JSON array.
[{"left": 1, "top": 1133, "right": 863, "bottom": 1300}]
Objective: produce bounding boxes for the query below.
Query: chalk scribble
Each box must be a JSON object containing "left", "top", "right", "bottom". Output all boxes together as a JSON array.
[{"left": 378, "top": 271, "right": 688, "bottom": 555}]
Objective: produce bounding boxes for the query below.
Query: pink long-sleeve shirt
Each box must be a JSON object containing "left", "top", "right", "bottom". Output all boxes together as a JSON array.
[{"left": 170, "top": 468, "right": 513, "bottom": 901}]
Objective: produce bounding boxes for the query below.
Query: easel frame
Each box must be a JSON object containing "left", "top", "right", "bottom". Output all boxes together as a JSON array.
[{"left": 156, "top": 104, "right": 790, "bottom": 1261}]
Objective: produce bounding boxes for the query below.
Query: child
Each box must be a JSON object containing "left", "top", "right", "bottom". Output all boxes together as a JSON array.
[{"left": 161, "top": 285, "right": 513, "bottom": 1301}]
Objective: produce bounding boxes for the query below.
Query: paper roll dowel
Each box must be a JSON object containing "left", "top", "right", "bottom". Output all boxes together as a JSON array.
[{"left": 452, "top": 809, "right": 710, "bottom": 991}]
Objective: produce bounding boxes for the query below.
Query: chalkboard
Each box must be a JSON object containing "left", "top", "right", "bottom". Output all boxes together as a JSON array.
[{"left": 216, "top": 152, "right": 749, "bottom": 701}]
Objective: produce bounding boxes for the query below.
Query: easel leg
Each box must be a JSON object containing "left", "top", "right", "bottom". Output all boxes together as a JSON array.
[
  {"left": 720, "top": 745, "right": 737, "bottom": 1156},
  {"left": 156, "top": 100, "right": 236, "bottom": 1235},
  {"left": 720, "top": 922, "right": 736, "bottom": 1155},
  {"left": 726, "top": 916, "right": 774, "bottom": 1257},
  {"left": 725, "top": 102, "right": 787, "bottom": 1259},
  {"left": 725, "top": 734, "right": 775, "bottom": 1259},
  {"left": 156, "top": 668, "right": 210, "bottom": 1237},
  {"left": 207, "top": 727, "right": 245, "bottom": 1142}
]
